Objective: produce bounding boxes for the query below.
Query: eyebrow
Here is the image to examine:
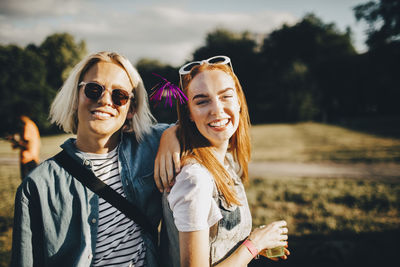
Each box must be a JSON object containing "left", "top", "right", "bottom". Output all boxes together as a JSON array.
[{"left": 192, "top": 87, "right": 234, "bottom": 101}]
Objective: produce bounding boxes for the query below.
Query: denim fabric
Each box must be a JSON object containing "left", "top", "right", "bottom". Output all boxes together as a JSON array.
[
  {"left": 11, "top": 124, "right": 169, "bottom": 267},
  {"left": 161, "top": 154, "right": 252, "bottom": 266},
  {"left": 209, "top": 177, "right": 252, "bottom": 265}
]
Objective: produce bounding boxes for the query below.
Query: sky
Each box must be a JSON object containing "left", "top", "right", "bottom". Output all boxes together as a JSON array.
[{"left": 0, "top": 0, "right": 370, "bottom": 66}]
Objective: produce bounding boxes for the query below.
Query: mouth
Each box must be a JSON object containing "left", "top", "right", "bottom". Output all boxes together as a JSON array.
[
  {"left": 91, "top": 110, "right": 114, "bottom": 119},
  {"left": 208, "top": 118, "right": 230, "bottom": 128}
]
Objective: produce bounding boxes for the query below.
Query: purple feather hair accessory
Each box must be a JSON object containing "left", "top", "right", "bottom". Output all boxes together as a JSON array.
[{"left": 149, "top": 73, "right": 188, "bottom": 107}]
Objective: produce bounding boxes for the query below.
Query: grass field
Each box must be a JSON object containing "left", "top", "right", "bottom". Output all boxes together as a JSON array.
[
  {"left": 248, "top": 176, "right": 400, "bottom": 235},
  {"left": 250, "top": 122, "right": 400, "bottom": 163},
  {"left": 247, "top": 175, "right": 399, "bottom": 267},
  {"left": 0, "top": 122, "right": 399, "bottom": 266}
]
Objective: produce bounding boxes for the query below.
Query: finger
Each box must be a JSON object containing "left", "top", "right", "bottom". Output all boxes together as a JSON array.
[
  {"left": 165, "top": 152, "right": 174, "bottom": 184},
  {"left": 284, "top": 248, "right": 290, "bottom": 255},
  {"left": 280, "top": 234, "right": 288, "bottom": 241},
  {"left": 154, "top": 158, "right": 164, "bottom": 193},
  {"left": 173, "top": 152, "right": 181, "bottom": 173},
  {"left": 281, "top": 227, "right": 288, "bottom": 234},
  {"left": 269, "top": 257, "right": 278, "bottom": 262},
  {"left": 278, "top": 241, "right": 288, "bottom": 247},
  {"left": 159, "top": 155, "right": 169, "bottom": 191},
  {"left": 169, "top": 177, "right": 176, "bottom": 187},
  {"left": 276, "top": 220, "right": 287, "bottom": 227},
  {"left": 280, "top": 255, "right": 288, "bottom": 260},
  {"left": 154, "top": 176, "right": 163, "bottom": 193}
]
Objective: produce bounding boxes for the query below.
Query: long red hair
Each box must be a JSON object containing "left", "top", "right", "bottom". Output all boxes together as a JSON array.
[{"left": 177, "top": 63, "right": 251, "bottom": 206}]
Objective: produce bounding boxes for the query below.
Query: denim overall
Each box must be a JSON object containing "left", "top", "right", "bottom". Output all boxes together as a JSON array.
[{"left": 161, "top": 154, "right": 252, "bottom": 266}]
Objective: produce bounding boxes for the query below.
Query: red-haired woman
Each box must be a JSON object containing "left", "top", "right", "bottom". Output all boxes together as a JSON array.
[{"left": 160, "top": 56, "right": 290, "bottom": 267}]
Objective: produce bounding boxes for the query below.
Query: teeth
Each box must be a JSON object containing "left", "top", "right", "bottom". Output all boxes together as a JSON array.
[
  {"left": 93, "top": 111, "right": 111, "bottom": 118},
  {"left": 209, "top": 119, "right": 229, "bottom": 127}
]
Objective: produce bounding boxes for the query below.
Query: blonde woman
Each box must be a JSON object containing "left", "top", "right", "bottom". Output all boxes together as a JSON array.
[{"left": 160, "top": 56, "right": 290, "bottom": 266}]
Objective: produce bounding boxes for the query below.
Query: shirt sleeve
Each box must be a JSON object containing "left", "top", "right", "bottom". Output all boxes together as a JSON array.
[
  {"left": 11, "top": 179, "right": 42, "bottom": 266},
  {"left": 167, "top": 163, "right": 222, "bottom": 232}
]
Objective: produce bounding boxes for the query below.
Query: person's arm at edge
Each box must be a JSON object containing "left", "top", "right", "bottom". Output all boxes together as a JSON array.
[{"left": 154, "top": 124, "right": 180, "bottom": 192}]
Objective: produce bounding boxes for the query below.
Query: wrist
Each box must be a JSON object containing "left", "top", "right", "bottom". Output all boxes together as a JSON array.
[{"left": 242, "top": 239, "right": 259, "bottom": 258}]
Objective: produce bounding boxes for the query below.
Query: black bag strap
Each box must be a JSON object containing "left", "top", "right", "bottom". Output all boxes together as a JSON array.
[{"left": 53, "top": 149, "right": 157, "bottom": 241}]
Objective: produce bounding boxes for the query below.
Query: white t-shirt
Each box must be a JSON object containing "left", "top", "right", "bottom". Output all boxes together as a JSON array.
[{"left": 167, "top": 163, "right": 223, "bottom": 232}]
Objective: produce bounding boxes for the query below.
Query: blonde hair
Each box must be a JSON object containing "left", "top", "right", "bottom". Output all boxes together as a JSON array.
[
  {"left": 177, "top": 63, "right": 251, "bottom": 206},
  {"left": 49, "top": 51, "right": 156, "bottom": 142}
]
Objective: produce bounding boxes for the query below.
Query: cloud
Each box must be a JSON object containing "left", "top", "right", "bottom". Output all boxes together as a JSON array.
[
  {"left": 0, "top": 0, "right": 83, "bottom": 16},
  {"left": 0, "top": 3, "right": 298, "bottom": 66},
  {"left": 84, "top": 6, "right": 298, "bottom": 65},
  {"left": 0, "top": 19, "right": 52, "bottom": 45}
]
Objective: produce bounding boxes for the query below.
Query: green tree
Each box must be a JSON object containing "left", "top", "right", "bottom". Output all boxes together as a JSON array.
[
  {"left": 39, "top": 33, "right": 87, "bottom": 91},
  {"left": 354, "top": 0, "right": 400, "bottom": 116},
  {"left": 0, "top": 45, "right": 53, "bottom": 136},
  {"left": 259, "top": 14, "right": 357, "bottom": 122},
  {"left": 0, "top": 33, "right": 88, "bottom": 136},
  {"left": 354, "top": 0, "right": 400, "bottom": 49}
]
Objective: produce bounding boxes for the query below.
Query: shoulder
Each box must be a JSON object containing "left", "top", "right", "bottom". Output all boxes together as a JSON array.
[
  {"left": 25, "top": 158, "right": 61, "bottom": 182},
  {"left": 16, "top": 158, "right": 64, "bottom": 200},
  {"left": 168, "top": 163, "right": 215, "bottom": 207},
  {"left": 22, "top": 120, "right": 40, "bottom": 138},
  {"left": 175, "top": 163, "right": 214, "bottom": 187},
  {"left": 167, "top": 163, "right": 221, "bottom": 232},
  {"left": 122, "top": 123, "right": 171, "bottom": 147},
  {"left": 143, "top": 123, "right": 171, "bottom": 140}
]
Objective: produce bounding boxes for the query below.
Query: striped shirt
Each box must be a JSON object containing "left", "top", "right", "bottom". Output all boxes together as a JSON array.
[{"left": 83, "top": 146, "right": 146, "bottom": 267}]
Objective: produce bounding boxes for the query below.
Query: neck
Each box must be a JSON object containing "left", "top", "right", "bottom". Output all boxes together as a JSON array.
[
  {"left": 76, "top": 131, "right": 121, "bottom": 154},
  {"left": 212, "top": 141, "right": 229, "bottom": 164}
]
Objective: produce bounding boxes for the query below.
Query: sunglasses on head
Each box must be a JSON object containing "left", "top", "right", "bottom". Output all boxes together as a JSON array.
[
  {"left": 79, "top": 81, "right": 134, "bottom": 106},
  {"left": 178, "top": 55, "right": 233, "bottom": 87}
]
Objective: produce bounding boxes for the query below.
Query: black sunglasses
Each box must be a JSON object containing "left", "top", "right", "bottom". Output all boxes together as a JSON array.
[{"left": 79, "top": 81, "right": 134, "bottom": 106}]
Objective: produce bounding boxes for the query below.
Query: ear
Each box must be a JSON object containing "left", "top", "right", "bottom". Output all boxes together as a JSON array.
[
  {"left": 126, "top": 105, "right": 135, "bottom": 120},
  {"left": 127, "top": 112, "right": 134, "bottom": 120}
]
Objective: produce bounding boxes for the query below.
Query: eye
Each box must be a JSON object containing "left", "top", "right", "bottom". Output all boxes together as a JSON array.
[
  {"left": 222, "top": 94, "right": 233, "bottom": 100},
  {"left": 195, "top": 99, "right": 209, "bottom": 105}
]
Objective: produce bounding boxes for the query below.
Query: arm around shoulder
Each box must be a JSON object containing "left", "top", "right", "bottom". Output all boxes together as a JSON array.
[{"left": 154, "top": 124, "right": 180, "bottom": 192}]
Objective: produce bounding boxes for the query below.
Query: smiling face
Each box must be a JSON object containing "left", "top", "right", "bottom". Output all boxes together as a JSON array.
[
  {"left": 76, "top": 61, "right": 134, "bottom": 146},
  {"left": 187, "top": 69, "right": 241, "bottom": 149}
]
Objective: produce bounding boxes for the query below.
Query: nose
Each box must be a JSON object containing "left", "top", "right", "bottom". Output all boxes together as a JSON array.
[
  {"left": 97, "top": 88, "right": 113, "bottom": 106},
  {"left": 210, "top": 98, "right": 224, "bottom": 115}
]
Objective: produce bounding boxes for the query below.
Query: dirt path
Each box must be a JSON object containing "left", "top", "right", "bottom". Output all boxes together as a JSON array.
[
  {"left": 249, "top": 161, "right": 400, "bottom": 179},
  {"left": 1, "top": 157, "right": 399, "bottom": 179}
]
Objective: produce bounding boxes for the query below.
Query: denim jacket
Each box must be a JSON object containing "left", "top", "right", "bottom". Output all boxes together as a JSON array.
[{"left": 11, "top": 124, "right": 169, "bottom": 267}]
